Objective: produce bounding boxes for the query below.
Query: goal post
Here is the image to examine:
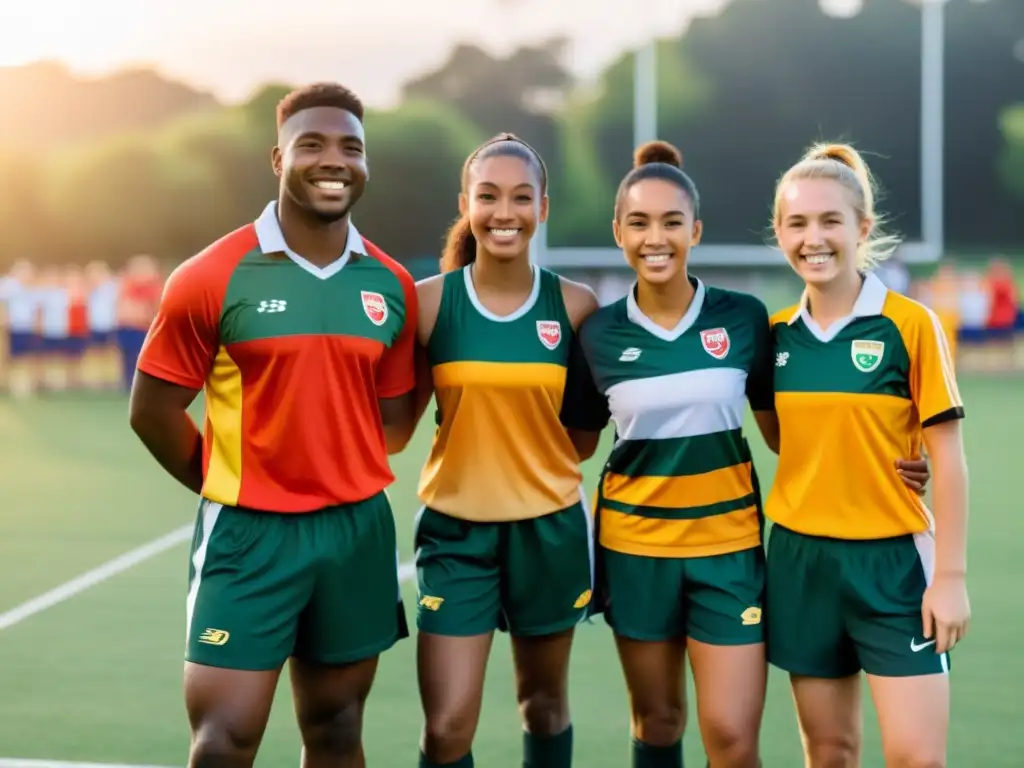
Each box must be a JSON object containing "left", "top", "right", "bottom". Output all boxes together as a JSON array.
[{"left": 534, "top": 0, "right": 946, "bottom": 269}]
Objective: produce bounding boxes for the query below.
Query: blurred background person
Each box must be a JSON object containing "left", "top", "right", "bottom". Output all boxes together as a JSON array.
[
  {"left": 984, "top": 257, "right": 1020, "bottom": 369},
  {"left": 921, "top": 263, "right": 963, "bottom": 365},
  {"left": 84, "top": 260, "right": 121, "bottom": 390},
  {"left": 0, "top": 259, "right": 43, "bottom": 398},
  {"left": 874, "top": 249, "right": 911, "bottom": 295},
  {"left": 115, "top": 255, "right": 163, "bottom": 392},
  {"left": 64, "top": 264, "right": 90, "bottom": 390},
  {"left": 36, "top": 264, "right": 72, "bottom": 392}
]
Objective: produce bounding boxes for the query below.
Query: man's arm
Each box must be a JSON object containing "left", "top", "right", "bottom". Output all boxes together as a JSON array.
[
  {"left": 376, "top": 268, "right": 421, "bottom": 454},
  {"left": 379, "top": 390, "right": 417, "bottom": 455},
  {"left": 128, "top": 255, "right": 223, "bottom": 492},
  {"left": 129, "top": 373, "right": 204, "bottom": 494}
]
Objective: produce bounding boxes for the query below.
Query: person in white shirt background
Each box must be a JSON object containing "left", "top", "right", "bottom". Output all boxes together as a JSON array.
[
  {"left": 36, "top": 264, "right": 72, "bottom": 392},
  {"left": 0, "top": 259, "right": 43, "bottom": 398},
  {"left": 84, "top": 260, "right": 121, "bottom": 390},
  {"left": 874, "top": 252, "right": 911, "bottom": 295}
]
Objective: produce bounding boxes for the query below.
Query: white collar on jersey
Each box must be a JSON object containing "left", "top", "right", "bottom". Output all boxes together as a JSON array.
[
  {"left": 254, "top": 200, "right": 364, "bottom": 281},
  {"left": 626, "top": 276, "right": 707, "bottom": 342},
  {"left": 463, "top": 263, "right": 541, "bottom": 323},
  {"left": 785, "top": 271, "right": 889, "bottom": 343},
  {"left": 787, "top": 271, "right": 888, "bottom": 325}
]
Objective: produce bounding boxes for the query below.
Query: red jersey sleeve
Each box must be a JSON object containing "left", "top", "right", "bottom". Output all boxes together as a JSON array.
[
  {"left": 370, "top": 250, "right": 418, "bottom": 399},
  {"left": 137, "top": 255, "right": 228, "bottom": 390}
]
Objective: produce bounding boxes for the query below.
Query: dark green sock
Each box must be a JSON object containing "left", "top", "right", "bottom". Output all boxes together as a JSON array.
[
  {"left": 419, "top": 751, "right": 473, "bottom": 767},
  {"left": 632, "top": 737, "right": 683, "bottom": 768},
  {"left": 523, "top": 725, "right": 573, "bottom": 767}
]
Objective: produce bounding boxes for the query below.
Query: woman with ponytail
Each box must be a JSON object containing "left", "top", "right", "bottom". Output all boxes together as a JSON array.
[
  {"left": 439, "top": 213, "right": 477, "bottom": 273},
  {"left": 560, "top": 140, "right": 932, "bottom": 768},
  {"left": 409, "top": 133, "right": 602, "bottom": 768},
  {"left": 765, "top": 143, "right": 968, "bottom": 767}
]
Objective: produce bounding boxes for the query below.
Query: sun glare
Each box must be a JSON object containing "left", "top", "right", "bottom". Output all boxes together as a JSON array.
[{"left": 0, "top": 2, "right": 171, "bottom": 69}]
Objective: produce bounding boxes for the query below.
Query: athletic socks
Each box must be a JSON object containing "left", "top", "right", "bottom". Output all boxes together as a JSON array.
[
  {"left": 523, "top": 725, "right": 573, "bottom": 767},
  {"left": 632, "top": 737, "right": 683, "bottom": 768},
  {"left": 418, "top": 725, "right": 573, "bottom": 768},
  {"left": 419, "top": 752, "right": 473, "bottom": 767}
]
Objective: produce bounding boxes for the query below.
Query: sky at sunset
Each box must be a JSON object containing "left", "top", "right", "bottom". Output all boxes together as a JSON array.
[{"left": 2, "top": 0, "right": 756, "bottom": 105}]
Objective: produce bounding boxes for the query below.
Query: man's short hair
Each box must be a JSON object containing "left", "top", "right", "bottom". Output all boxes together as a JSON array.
[{"left": 276, "top": 83, "right": 364, "bottom": 129}]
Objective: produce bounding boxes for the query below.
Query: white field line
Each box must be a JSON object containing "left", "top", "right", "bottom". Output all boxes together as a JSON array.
[
  {"left": 0, "top": 526, "right": 417, "bottom": 632},
  {"left": 0, "top": 525, "right": 194, "bottom": 631},
  {"left": 0, "top": 534, "right": 418, "bottom": 768}
]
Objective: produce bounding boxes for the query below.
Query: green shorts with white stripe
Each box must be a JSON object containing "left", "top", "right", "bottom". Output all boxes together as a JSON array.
[
  {"left": 185, "top": 493, "right": 408, "bottom": 671},
  {"left": 766, "top": 524, "right": 950, "bottom": 678}
]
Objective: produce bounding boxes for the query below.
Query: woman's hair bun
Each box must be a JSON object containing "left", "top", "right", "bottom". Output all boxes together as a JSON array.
[{"left": 633, "top": 140, "right": 683, "bottom": 169}]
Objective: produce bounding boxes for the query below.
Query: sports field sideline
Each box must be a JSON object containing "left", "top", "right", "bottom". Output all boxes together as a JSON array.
[{"left": 0, "top": 378, "right": 1018, "bottom": 766}]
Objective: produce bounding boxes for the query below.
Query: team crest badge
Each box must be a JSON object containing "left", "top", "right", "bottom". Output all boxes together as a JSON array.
[
  {"left": 361, "top": 291, "right": 388, "bottom": 326},
  {"left": 537, "top": 320, "right": 561, "bottom": 350},
  {"left": 851, "top": 339, "right": 884, "bottom": 372},
  {"left": 700, "top": 327, "right": 730, "bottom": 359}
]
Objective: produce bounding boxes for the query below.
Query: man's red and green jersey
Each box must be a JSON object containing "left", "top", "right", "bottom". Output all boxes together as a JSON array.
[{"left": 137, "top": 202, "right": 417, "bottom": 512}]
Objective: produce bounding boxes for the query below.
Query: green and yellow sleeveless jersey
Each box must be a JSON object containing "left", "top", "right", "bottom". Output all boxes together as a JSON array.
[{"left": 417, "top": 266, "right": 582, "bottom": 522}]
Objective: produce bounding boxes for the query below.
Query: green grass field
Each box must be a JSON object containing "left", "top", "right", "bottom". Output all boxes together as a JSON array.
[{"left": 0, "top": 379, "right": 1019, "bottom": 766}]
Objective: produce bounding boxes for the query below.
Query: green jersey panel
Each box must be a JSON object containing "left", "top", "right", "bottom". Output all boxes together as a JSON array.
[
  {"left": 428, "top": 266, "right": 573, "bottom": 366},
  {"left": 773, "top": 315, "right": 911, "bottom": 399},
  {"left": 219, "top": 250, "right": 408, "bottom": 348}
]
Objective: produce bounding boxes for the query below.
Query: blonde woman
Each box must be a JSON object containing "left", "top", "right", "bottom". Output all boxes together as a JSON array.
[{"left": 766, "top": 143, "right": 969, "bottom": 767}]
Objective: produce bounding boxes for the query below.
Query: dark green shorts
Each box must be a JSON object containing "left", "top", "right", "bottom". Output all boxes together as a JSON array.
[
  {"left": 766, "top": 524, "right": 950, "bottom": 678},
  {"left": 414, "top": 503, "right": 594, "bottom": 637},
  {"left": 602, "top": 545, "right": 765, "bottom": 645},
  {"left": 186, "top": 493, "right": 408, "bottom": 671}
]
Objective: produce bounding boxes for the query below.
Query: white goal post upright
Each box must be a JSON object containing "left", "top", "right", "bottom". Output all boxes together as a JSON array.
[{"left": 534, "top": 0, "right": 946, "bottom": 269}]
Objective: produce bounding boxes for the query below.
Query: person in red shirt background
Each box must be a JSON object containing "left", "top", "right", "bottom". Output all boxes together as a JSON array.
[
  {"left": 116, "top": 254, "right": 163, "bottom": 391},
  {"left": 986, "top": 258, "right": 1020, "bottom": 334},
  {"left": 65, "top": 264, "right": 90, "bottom": 389},
  {"left": 985, "top": 258, "right": 1020, "bottom": 370}
]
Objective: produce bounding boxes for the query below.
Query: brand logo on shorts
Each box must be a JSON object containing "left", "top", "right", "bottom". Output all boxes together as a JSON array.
[
  {"left": 700, "top": 328, "right": 730, "bottom": 360},
  {"left": 740, "top": 607, "right": 762, "bottom": 626},
  {"left": 198, "top": 628, "right": 230, "bottom": 646},
  {"left": 851, "top": 339, "right": 884, "bottom": 372},
  {"left": 573, "top": 589, "right": 592, "bottom": 609},
  {"left": 361, "top": 291, "right": 388, "bottom": 326},
  {"left": 536, "top": 320, "right": 561, "bottom": 350},
  {"left": 419, "top": 595, "right": 444, "bottom": 611},
  {"left": 910, "top": 637, "right": 937, "bottom": 652}
]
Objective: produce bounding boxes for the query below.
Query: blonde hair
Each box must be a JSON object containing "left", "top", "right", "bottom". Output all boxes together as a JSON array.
[{"left": 772, "top": 142, "right": 901, "bottom": 270}]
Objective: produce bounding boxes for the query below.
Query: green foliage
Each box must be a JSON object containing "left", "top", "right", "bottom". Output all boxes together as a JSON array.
[
  {"left": 549, "top": 40, "right": 712, "bottom": 247},
  {"left": 360, "top": 100, "right": 485, "bottom": 257},
  {"left": 998, "top": 104, "right": 1024, "bottom": 201},
  {"left": 1, "top": 0, "right": 1023, "bottom": 267}
]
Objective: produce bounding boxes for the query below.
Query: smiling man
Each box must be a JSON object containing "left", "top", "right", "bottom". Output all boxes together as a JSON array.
[{"left": 128, "top": 83, "right": 418, "bottom": 768}]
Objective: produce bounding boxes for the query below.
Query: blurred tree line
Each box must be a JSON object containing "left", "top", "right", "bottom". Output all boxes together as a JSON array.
[{"left": 1, "top": 0, "right": 1021, "bottom": 268}]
